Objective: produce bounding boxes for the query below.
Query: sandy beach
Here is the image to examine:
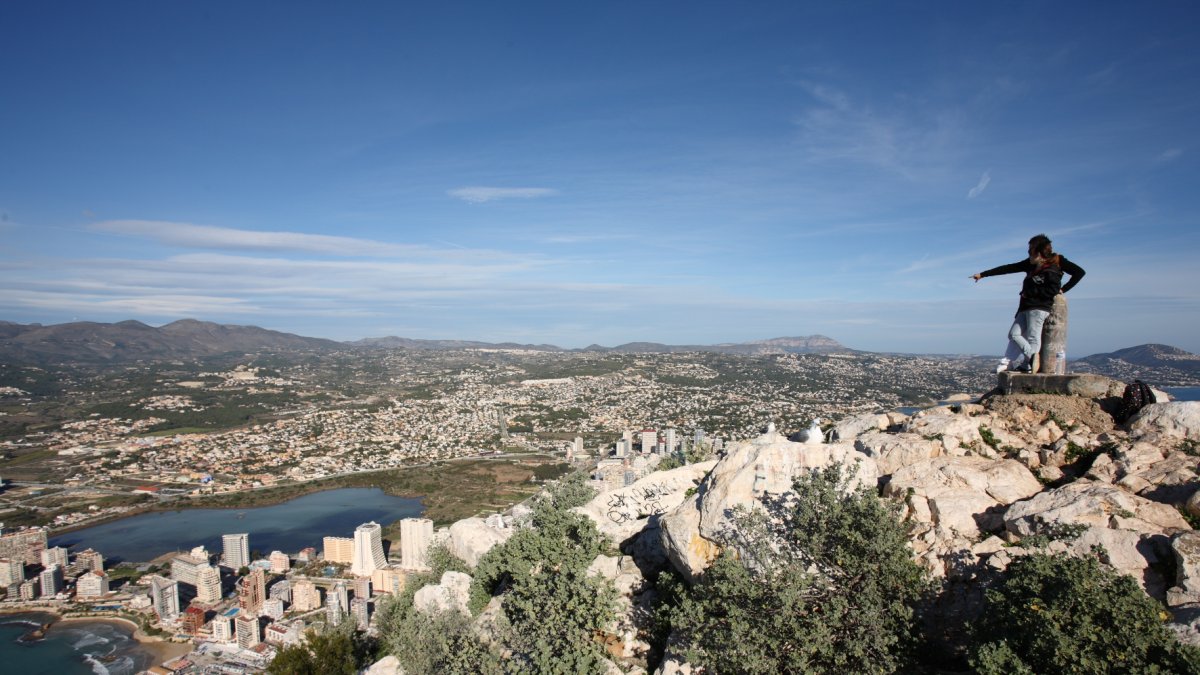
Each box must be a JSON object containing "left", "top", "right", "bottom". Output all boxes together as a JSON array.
[{"left": 5, "top": 609, "right": 195, "bottom": 669}]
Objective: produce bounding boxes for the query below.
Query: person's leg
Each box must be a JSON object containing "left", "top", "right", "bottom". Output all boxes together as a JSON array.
[
  {"left": 1007, "top": 315, "right": 1032, "bottom": 364},
  {"left": 1023, "top": 309, "right": 1049, "bottom": 372},
  {"left": 1024, "top": 309, "right": 1050, "bottom": 358}
]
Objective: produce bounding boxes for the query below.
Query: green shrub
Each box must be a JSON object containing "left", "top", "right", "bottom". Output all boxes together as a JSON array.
[
  {"left": 466, "top": 472, "right": 616, "bottom": 673},
  {"left": 266, "top": 622, "right": 373, "bottom": 675},
  {"left": 666, "top": 463, "right": 928, "bottom": 674},
  {"left": 970, "top": 552, "right": 1200, "bottom": 674}
]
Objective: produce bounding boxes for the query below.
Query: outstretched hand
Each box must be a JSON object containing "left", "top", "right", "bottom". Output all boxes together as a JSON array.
[{"left": 971, "top": 274, "right": 982, "bottom": 282}]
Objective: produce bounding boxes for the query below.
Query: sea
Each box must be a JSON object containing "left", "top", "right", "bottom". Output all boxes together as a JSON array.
[
  {"left": 0, "top": 612, "right": 153, "bottom": 675},
  {"left": 50, "top": 487, "right": 424, "bottom": 562}
]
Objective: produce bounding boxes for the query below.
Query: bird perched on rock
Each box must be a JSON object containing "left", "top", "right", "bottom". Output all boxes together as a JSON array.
[{"left": 800, "top": 418, "right": 824, "bottom": 444}]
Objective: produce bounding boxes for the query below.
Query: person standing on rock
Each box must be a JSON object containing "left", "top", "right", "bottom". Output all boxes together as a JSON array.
[{"left": 972, "top": 234, "right": 1085, "bottom": 373}]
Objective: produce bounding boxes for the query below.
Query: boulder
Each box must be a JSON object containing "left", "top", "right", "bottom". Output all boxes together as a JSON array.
[
  {"left": 448, "top": 517, "right": 513, "bottom": 568},
  {"left": 854, "top": 432, "right": 942, "bottom": 476},
  {"left": 659, "top": 428, "right": 877, "bottom": 581},
  {"left": 575, "top": 461, "right": 716, "bottom": 545},
  {"left": 1130, "top": 402, "right": 1200, "bottom": 441},
  {"left": 413, "top": 570, "right": 472, "bottom": 616},
  {"left": 1004, "top": 480, "right": 1190, "bottom": 598},
  {"left": 1169, "top": 531, "right": 1200, "bottom": 607},
  {"left": 884, "top": 456, "right": 1042, "bottom": 540},
  {"left": 903, "top": 414, "right": 986, "bottom": 456},
  {"left": 362, "top": 655, "right": 405, "bottom": 675},
  {"left": 832, "top": 412, "right": 889, "bottom": 442}
]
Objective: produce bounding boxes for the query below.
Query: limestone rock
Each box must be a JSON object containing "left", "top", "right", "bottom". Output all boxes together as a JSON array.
[
  {"left": 448, "top": 517, "right": 513, "bottom": 568},
  {"left": 1004, "top": 480, "right": 1189, "bottom": 597},
  {"left": 883, "top": 456, "right": 1042, "bottom": 540},
  {"left": 575, "top": 461, "right": 716, "bottom": 546},
  {"left": 1170, "top": 531, "right": 1200, "bottom": 606},
  {"left": 1005, "top": 481, "right": 1189, "bottom": 537},
  {"left": 854, "top": 431, "right": 942, "bottom": 476},
  {"left": 362, "top": 655, "right": 405, "bottom": 675},
  {"left": 659, "top": 428, "right": 876, "bottom": 581},
  {"left": 587, "top": 554, "right": 646, "bottom": 597},
  {"left": 413, "top": 570, "right": 472, "bottom": 616},
  {"left": 1130, "top": 402, "right": 1200, "bottom": 441},
  {"left": 903, "top": 413, "right": 986, "bottom": 456},
  {"left": 832, "top": 412, "right": 889, "bottom": 442}
]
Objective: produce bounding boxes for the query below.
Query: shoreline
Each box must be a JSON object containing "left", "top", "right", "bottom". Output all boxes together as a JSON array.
[{"left": 1, "top": 607, "right": 194, "bottom": 668}]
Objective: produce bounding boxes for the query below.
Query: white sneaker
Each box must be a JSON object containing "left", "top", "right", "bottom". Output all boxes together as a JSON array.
[{"left": 996, "top": 359, "right": 1010, "bottom": 373}]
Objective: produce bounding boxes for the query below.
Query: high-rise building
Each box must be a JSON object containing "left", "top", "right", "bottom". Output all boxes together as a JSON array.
[
  {"left": 210, "top": 615, "right": 233, "bottom": 642},
  {"left": 195, "top": 564, "right": 223, "bottom": 605},
  {"left": 41, "top": 546, "right": 69, "bottom": 569},
  {"left": 641, "top": 429, "right": 657, "bottom": 454},
  {"left": 350, "top": 597, "right": 370, "bottom": 630},
  {"left": 19, "top": 579, "right": 38, "bottom": 600},
  {"left": 291, "top": 580, "right": 321, "bottom": 611},
  {"left": 180, "top": 606, "right": 206, "bottom": 635},
  {"left": 323, "top": 536, "right": 354, "bottom": 564},
  {"left": 221, "top": 533, "right": 249, "bottom": 569},
  {"left": 0, "top": 557, "right": 23, "bottom": 586},
  {"left": 665, "top": 429, "right": 677, "bottom": 455},
  {"left": 76, "top": 570, "right": 109, "bottom": 598},
  {"left": 371, "top": 567, "right": 405, "bottom": 597},
  {"left": 326, "top": 581, "right": 347, "bottom": 625},
  {"left": 171, "top": 554, "right": 208, "bottom": 587},
  {"left": 352, "top": 575, "right": 372, "bottom": 600},
  {"left": 149, "top": 575, "right": 180, "bottom": 621},
  {"left": 351, "top": 522, "right": 387, "bottom": 576},
  {"left": 0, "top": 528, "right": 47, "bottom": 566},
  {"left": 74, "top": 548, "right": 104, "bottom": 573},
  {"left": 238, "top": 568, "right": 266, "bottom": 615},
  {"left": 399, "top": 518, "right": 433, "bottom": 570},
  {"left": 269, "top": 578, "right": 291, "bottom": 604},
  {"left": 262, "top": 597, "right": 285, "bottom": 621},
  {"left": 39, "top": 565, "right": 63, "bottom": 598},
  {"left": 269, "top": 551, "right": 290, "bottom": 573},
  {"left": 234, "top": 612, "right": 260, "bottom": 650}
]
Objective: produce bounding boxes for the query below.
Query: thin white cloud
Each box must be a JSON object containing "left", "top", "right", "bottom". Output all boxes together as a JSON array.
[
  {"left": 967, "top": 171, "right": 992, "bottom": 199},
  {"left": 1156, "top": 148, "right": 1183, "bottom": 163},
  {"left": 91, "top": 220, "right": 436, "bottom": 257},
  {"left": 446, "top": 187, "right": 558, "bottom": 203}
]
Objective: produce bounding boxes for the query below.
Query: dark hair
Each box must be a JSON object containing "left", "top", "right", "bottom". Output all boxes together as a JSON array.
[{"left": 1028, "top": 234, "right": 1053, "bottom": 257}]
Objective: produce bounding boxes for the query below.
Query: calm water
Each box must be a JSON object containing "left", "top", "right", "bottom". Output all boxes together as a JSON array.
[
  {"left": 0, "top": 613, "right": 153, "bottom": 675},
  {"left": 1166, "top": 386, "right": 1200, "bottom": 402},
  {"left": 50, "top": 487, "right": 424, "bottom": 562}
]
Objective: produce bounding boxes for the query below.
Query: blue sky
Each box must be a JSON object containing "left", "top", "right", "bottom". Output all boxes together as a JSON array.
[{"left": 2, "top": 1, "right": 1198, "bottom": 355}]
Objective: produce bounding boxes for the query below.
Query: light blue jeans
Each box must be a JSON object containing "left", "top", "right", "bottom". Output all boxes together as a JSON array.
[{"left": 1004, "top": 309, "right": 1049, "bottom": 366}]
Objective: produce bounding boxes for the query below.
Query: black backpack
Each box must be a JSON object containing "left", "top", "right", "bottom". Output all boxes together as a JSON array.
[
  {"left": 1026, "top": 264, "right": 1064, "bottom": 303},
  {"left": 1116, "top": 379, "right": 1155, "bottom": 424}
]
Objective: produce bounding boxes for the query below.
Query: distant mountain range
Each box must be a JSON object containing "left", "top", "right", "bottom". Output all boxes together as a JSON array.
[
  {"left": 0, "top": 319, "right": 849, "bottom": 364},
  {"left": 0, "top": 319, "right": 341, "bottom": 364},
  {"left": 1, "top": 320, "right": 1197, "bottom": 382},
  {"left": 1073, "top": 344, "right": 1200, "bottom": 379}
]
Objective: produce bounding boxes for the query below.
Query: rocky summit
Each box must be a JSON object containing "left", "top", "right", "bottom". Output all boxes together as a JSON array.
[{"left": 375, "top": 377, "right": 1200, "bottom": 673}]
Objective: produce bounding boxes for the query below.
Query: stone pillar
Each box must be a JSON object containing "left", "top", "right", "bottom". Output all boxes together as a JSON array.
[{"left": 1039, "top": 294, "right": 1068, "bottom": 374}]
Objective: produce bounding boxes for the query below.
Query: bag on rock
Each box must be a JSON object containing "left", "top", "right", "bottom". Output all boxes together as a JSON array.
[{"left": 1116, "top": 379, "right": 1155, "bottom": 424}]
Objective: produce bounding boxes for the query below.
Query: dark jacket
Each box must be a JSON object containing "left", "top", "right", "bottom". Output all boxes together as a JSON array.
[{"left": 980, "top": 255, "right": 1085, "bottom": 312}]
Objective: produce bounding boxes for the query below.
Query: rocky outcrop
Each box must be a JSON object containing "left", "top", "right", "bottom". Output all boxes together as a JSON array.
[
  {"left": 1003, "top": 480, "right": 1190, "bottom": 598},
  {"left": 1130, "top": 402, "right": 1200, "bottom": 441},
  {"left": 659, "top": 429, "right": 876, "bottom": 581},
  {"left": 413, "top": 570, "right": 472, "bottom": 616},
  {"left": 883, "top": 456, "right": 1042, "bottom": 575},
  {"left": 576, "top": 462, "right": 716, "bottom": 546},
  {"left": 448, "top": 517, "right": 513, "bottom": 567}
]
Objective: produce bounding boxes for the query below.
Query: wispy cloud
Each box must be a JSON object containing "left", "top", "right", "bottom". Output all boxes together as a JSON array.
[
  {"left": 1156, "top": 148, "right": 1183, "bottom": 163},
  {"left": 446, "top": 186, "right": 558, "bottom": 203},
  {"left": 967, "top": 171, "right": 992, "bottom": 199},
  {"left": 90, "top": 220, "right": 438, "bottom": 257}
]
